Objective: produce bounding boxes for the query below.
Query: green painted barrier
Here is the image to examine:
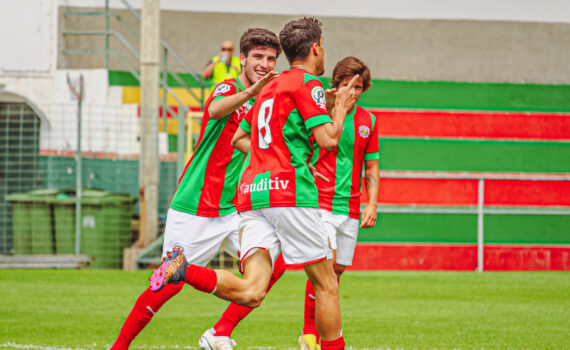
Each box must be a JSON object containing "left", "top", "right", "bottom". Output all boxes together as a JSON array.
[
  {"left": 380, "top": 138, "right": 570, "bottom": 173},
  {"left": 359, "top": 213, "right": 570, "bottom": 244}
]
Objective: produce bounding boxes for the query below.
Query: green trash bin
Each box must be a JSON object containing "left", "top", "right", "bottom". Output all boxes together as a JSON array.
[
  {"left": 50, "top": 188, "right": 137, "bottom": 268},
  {"left": 5, "top": 189, "right": 58, "bottom": 255}
]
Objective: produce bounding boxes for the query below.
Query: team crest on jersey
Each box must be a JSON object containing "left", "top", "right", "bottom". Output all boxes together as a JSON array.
[
  {"left": 311, "top": 86, "right": 326, "bottom": 110},
  {"left": 213, "top": 84, "right": 231, "bottom": 97},
  {"left": 359, "top": 125, "right": 370, "bottom": 138}
]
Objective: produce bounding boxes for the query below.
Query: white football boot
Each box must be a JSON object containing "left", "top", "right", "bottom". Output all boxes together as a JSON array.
[{"left": 199, "top": 328, "right": 237, "bottom": 350}]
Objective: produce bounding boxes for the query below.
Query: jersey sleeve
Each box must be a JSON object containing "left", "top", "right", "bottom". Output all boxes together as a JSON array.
[
  {"left": 240, "top": 106, "right": 253, "bottom": 133},
  {"left": 204, "top": 81, "right": 239, "bottom": 110},
  {"left": 295, "top": 76, "right": 332, "bottom": 130},
  {"left": 364, "top": 112, "right": 380, "bottom": 161}
]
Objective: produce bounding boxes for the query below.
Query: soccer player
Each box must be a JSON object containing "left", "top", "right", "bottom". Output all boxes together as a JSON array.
[
  {"left": 109, "top": 28, "right": 283, "bottom": 350},
  {"left": 149, "top": 18, "right": 357, "bottom": 350},
  {"left": 299, "top": 56, "right": 380, "bottom": 350}
]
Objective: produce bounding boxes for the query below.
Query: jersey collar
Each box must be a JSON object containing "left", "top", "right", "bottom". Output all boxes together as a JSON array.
[{"left": 235, "top": 76, "right": 246, "bottom": 92}]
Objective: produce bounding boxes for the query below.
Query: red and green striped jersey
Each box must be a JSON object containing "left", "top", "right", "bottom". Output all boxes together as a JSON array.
[
  {"left": 170, "top": 78, "right": 254, "bottom": 217},
  {"left": 236, "top": 69, "right": 333, "bottom": 212},
  {"left": 313, "top": 105, "right": 380, "bottom": 219}
]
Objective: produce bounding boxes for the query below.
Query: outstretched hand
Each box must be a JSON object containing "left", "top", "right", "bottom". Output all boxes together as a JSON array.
[{"left": 247, "top": 71, "right": 279, "bottom": 97}]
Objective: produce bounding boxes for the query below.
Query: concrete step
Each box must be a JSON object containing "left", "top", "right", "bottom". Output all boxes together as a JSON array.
[{"left": 0, "top": 254, "right": 90, "bottom": 269}]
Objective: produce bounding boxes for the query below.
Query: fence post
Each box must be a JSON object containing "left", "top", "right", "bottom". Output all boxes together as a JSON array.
[
  {"left": 66, "top": 73, "right": 84, "bottom": 255},
  {"left": 162, "top": 48, "right": 168, "bottom": 132},
  {"left": 477, "top": 178, "right": 485, "bottom": 272},
  {"left": 177, "top": 107, "right": 186, "bottom": 179}
]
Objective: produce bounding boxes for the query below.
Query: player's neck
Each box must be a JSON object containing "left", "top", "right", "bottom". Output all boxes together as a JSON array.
[
  {"left": 290, "top": 60, "right": 317, "bottom": 75},
  {"left": 237, "top": 73, "right": 252, "bottom": 90}
]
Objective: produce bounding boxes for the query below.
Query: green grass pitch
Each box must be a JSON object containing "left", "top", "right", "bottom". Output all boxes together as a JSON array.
[{"left": 1, "top": 269, "right": 569, "bottom": 350}]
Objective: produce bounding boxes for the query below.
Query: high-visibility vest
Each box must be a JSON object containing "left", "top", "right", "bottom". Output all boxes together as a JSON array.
[{"left": 211, "top": 55, "right": 241, "bottom": 86}]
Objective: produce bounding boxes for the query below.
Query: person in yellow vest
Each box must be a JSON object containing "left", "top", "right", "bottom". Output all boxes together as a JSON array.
[{"left": 201, "top": 40, "right": 241, "bottom": 90}]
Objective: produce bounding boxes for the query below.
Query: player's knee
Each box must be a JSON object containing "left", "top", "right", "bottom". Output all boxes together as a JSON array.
[
  {"left": 240, "top": 289, "right": 267, "bottom": 308},
  {"left": 314, "top": 273, "right": 339, "bottom": 297}
]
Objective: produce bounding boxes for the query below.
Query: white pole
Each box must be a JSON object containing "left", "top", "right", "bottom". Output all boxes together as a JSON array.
[
  {"left": 138, "top": 0, "right": 160, "bottom": 247},
  {"left": 477, "top": 178, "right": 485, "bottom": 272}
]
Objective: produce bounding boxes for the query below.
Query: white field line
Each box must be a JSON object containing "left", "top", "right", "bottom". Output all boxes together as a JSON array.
[{"left": 0, "top": 343, "right": 479, "bottom": 350}]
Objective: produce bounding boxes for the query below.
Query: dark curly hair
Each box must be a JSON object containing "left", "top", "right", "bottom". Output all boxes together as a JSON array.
[
  {"left": 279, "top": 17, "right": 322, "bottom": 63},
  {"left": 240, "top": 28, "right": 281, "bottom": 57}
]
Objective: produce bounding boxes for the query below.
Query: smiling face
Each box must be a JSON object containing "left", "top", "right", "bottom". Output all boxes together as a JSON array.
[{"left": 240, "top": 46, "right": 278, "bottom": 85}]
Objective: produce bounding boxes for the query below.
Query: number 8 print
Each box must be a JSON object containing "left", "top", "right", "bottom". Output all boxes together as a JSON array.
[{"left": 258, "top": 98, "right": 274, "bottom": 149}]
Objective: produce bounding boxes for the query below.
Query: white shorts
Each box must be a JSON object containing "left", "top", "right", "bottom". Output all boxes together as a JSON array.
[
  {"left": 162, "top": 209, "right": 240, "bottom": 266},
  {"left": 239, "top": 207, "right": 333, "bottom": 268},
  {"left": 320, "top": 209, "right": 359, "bottom": 266}
]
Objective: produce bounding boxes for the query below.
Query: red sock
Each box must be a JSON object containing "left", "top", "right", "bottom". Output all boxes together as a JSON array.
[
  {"left": 184, "top": 264, "right": 218, "bottom": 293},
  {"left": 110, "top": 283, "right": 183, "bottom": 349},
  {"left": 213, "top": 254, "right": 286, "bottom": 337},
  {"left": 302, "top": 278, "right": 319, "bottom": 342},
  {"left": 321, "top": 335, "right": 345, "bottom": 350}
]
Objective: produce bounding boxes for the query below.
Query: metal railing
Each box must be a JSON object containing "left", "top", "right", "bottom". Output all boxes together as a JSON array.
[
  {"left": 61, "top": 0, "right": 207, "bottom": 177},
  {"left": 376, "top": 171, "right": 570, "bottom": 272}
]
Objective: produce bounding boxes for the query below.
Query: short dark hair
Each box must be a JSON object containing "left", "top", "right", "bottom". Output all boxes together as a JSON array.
[
  {"left": 332, "top": 56, "right": 372, "bottom": 92},
  {"left": 279, "top": 17, "right": 322, "bottom": 64},
  {"left": 240, "top": 28, "right": 281, "bottom": 57}
]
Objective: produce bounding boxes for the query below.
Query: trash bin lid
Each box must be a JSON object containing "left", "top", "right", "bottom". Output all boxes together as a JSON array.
[
  {"left": 5, "top": 188, "right": 59, "bottom": 202},
  {"left": 49, "top": 188, "right": 137, "bottom": 205}
]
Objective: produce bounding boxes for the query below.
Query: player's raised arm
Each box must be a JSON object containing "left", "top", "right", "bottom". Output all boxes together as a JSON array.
[
  {"left": 209, "top": 71, "right": 278, "bottom": 120},
  {"left": 311, "top": 74, "right": 358, "bottom": 151}
]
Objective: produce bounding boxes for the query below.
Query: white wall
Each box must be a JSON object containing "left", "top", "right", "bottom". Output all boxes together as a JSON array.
[
  {"left": 59, "top": 0, "right": 570, "bottom": 23},
  {"left": 0, "top": 1, "right": 140, "bottom": 154},
  {"left": 1, "top": 69, "right": 140, "bottom": 154},
  {"left": 0, "top": 0, "right": 57, "bottom": 75}
]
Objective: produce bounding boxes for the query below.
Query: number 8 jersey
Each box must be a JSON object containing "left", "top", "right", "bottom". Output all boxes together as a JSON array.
[{"left": 236, "top": 69, "right": 333, "bottom": 212}]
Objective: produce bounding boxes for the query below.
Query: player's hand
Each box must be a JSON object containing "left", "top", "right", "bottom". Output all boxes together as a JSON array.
[
  {"left": 360, "top": 204, "right": 377, "bottom": 228},
  {"left": 335, "top": 75, "right": 358, "bottom": 113},
  {"left": 325, "top": 88, "right": 337, "bottom": 113},
  {"left": 308, "top": 164, "right": 329, "bottom": 183},
  {"left": 246, "top": 71, "right": 279, "bottom": 97}
]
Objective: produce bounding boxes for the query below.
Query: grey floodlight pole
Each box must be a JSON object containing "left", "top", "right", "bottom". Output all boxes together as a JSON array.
[
  {"left": 138, "top": 0, "right": 160, "bottom": 247},
  {"left": 66, "top": 73, "right": 84, "bottom": 255}
]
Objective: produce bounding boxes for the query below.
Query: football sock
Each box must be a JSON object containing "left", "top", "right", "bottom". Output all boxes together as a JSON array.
[
  {"left": 213, "top": 254, "right": 286, "bottom": 337},
  {"left": 110, "top": 283, "right": 183, "bottom": 349},
  {"left": 184, "top": 264, "right": 218, "bottom": 293},
  {"left": 321, "top": 335, "right": 345, "bottom": 350},
  {"left": 302, "top": 278, "right": 319, "bottom": 342}
]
